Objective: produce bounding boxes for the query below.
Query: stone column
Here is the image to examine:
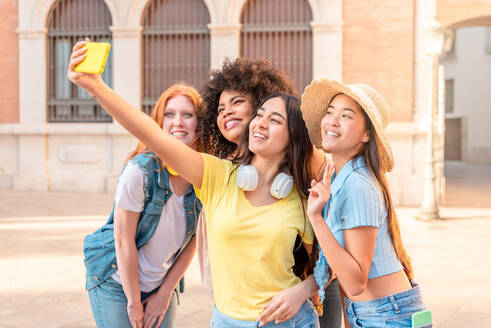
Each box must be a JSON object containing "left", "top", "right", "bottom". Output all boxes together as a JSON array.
[
  {"left": 311, "top": 21, "right": 343, "bottom": 80},
  {"left": 106, "top": 26, "right": 141, "bottom": 192},
  {"left": 417, "top": 7, "right": 444, "bottom": 220},
  {"left": 15, "top": 28, "right": 49, "bottom": 190},
  {"left": 110, "top": 26, "right": 142, "bottom": 109},
  {"left": 208, "top": 24, "right": 241, "bottom": 69}
]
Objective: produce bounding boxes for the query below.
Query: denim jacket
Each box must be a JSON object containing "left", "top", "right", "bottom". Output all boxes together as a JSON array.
[{"left": 83, "top": 153, "right": 202, "bottom": 290}]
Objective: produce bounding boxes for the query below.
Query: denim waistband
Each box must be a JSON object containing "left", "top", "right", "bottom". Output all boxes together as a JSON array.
[
  {"left": 212, "top": 300, "right": 313, "bottom": 327},
  {"left": 344, "top": 281, "right": 423, "bottom": 315}
]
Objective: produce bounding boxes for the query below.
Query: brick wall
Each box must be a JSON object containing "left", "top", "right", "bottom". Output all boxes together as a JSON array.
[
  {"left": 342, "top": 0, "right": 414, "bottom": 122},
  {"left": 0, "top": 0, "right": 19, "bottom": 123}
]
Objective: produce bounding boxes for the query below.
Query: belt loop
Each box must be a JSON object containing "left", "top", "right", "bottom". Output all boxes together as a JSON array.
[{"left": 389, "top": 295, "right": 400, "bottom": 314}]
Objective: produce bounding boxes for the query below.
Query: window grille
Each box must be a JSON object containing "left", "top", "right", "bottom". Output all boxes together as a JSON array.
[
  {"left": 240, "top": 0, "right": 313, "bottom": 94},
  {"left": 142, "top": 0, "right": 210, "bottom": 114},
  {"left": 47, "top": 0, "right": 113, "bottom": 122}
]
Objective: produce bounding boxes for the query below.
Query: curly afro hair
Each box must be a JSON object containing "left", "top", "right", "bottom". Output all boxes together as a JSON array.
[{"left": 198, "top": 58, "right": 296, "bottom": 158}]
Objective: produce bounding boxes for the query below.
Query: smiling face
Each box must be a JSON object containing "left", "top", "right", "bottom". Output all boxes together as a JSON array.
[
  {"left": 216, "top": 89, "right": 255, "bottom": 144},
  {"left": 163, "top": 94, "right": 199, "bottom": 149},
  {"left": 320, "top": 93, "right": 369, "bottom": 159},
  {"left": 248, "top": 96, "right": 289, "bottom": 158}
]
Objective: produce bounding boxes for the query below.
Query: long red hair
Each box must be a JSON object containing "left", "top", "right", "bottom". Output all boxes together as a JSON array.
[{"left": 126, "top": 84, "right": 203, "bottom": 165}]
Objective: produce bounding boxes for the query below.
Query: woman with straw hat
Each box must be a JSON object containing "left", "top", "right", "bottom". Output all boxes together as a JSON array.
[{"left": 302, "top": 80, "right": 430, "bottom": 327}]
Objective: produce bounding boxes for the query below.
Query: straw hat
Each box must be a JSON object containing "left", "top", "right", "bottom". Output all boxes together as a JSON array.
[{"left": 301, "top": 79, "right": 394, "bottom": 172}]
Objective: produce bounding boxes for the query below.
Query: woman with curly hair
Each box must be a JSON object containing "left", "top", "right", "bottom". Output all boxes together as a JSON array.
[
  {"left": 198, "top": 58, "right": 296, "bottom": 158},
  {"left": 197, "top": 58, "right": 342, "bottom": 327}
]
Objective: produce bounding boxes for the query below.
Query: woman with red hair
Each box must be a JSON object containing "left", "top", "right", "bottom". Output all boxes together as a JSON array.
[{"left": 83, "top": 84, "right": 203, "bottom": 328}]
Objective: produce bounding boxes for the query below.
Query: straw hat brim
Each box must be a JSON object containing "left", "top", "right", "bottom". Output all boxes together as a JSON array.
[{"left": 301, "top": 79, "right": 394, "bottom": 172}]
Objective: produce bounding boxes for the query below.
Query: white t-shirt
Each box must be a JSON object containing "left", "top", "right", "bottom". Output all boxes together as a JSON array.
[{"left": 111, "top": 162, "right": 187, "bottom": 292}]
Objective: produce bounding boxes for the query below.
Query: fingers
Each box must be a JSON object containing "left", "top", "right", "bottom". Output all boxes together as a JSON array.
[
  {"left": 130, "top": 318, "right": 143, "bottom": 328},
  {"left": 258, "top": 304, "right": 292, "bottom": 326},
  {"left": 257, "top": 301, "right": 278, "bottom": 325},
  {"left": 274, "top": 311, "right": 294, "bottom": 324},
  {"left": 322, "top": 162, "right": 335, "bottom": 186},
  {"left": 143, "top": 314, "right": 157, "bottom": 328},
  {"left": 68, "top": 46, "right": 87, "bottom": 68},
  {"left": 155, "top": 313, "right": 166, "bottom": 328},
  {"left": 68, "top": 39, "right": 89, "bottom": 73},
  {"left": 70, "top": 46, "right": 88, "bottom": 60},
  {"left": 308, "top": 188, "right": 319, "bottom": 198},
  {"left": 72, "top": 39, "right": 88, "bottom": 52},
  {"left": 309, "top": 180, "right": 328, "bottom": 199}
]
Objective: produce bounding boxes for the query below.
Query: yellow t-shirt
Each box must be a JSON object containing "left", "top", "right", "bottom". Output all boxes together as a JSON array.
[{"left": 196, "top": 153, "right": 314, "bottom": 320}]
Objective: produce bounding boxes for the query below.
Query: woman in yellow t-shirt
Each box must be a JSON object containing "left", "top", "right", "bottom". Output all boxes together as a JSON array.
[{"left": 68, "top": 40, "right": 320, "bottom": 327}]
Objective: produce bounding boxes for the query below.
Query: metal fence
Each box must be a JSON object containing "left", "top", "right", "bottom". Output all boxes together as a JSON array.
[
  {"left": 47, "top": 0, "right": 113, "bottom": 122},
  {"left": 142, "top": 0, "right": 210, "bottom": 114},
  {"left": 240, "top": 0, "right": 313, "bottom": 94}
]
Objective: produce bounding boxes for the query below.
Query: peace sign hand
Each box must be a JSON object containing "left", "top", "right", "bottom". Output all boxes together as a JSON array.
[{"left": 307, "top": 162, "right": 335, "bottom": 219}]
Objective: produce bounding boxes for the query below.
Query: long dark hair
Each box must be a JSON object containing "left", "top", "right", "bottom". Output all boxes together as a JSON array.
[
  {"left": 355, "top": 107, "right": 414, "bottom": 280},
  {"left": 233, "top": 92, "right": 318, "bottom": 278}
]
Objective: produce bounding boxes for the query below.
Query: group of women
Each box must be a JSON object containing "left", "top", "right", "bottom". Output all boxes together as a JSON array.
[{"left": 70, "top": 39, "right": 430, "bottom": 328}]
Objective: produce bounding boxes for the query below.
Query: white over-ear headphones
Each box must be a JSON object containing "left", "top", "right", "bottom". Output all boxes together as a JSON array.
[{"left": 236, "top": 165, "right": 294, "bottom": 199}]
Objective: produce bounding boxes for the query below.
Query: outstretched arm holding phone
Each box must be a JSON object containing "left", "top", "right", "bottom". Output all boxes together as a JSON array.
[{"left": 68, "top": 39, "right": 204, "bottom": 188}]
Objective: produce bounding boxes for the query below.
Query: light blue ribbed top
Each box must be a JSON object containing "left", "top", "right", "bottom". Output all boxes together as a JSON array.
[{"left": 314, "top": 156, "right": 403, "bottom": 301}]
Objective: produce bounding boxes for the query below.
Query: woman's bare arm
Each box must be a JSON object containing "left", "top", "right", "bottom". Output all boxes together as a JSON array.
[
  {"left": 114, "top": 207, "right": 144, "bottom": 327},
  {"left": 67, "top": 40, "right": 203, "bottom": 188}
]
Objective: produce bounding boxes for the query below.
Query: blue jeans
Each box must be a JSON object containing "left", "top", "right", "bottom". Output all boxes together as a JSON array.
[
  {"left": 318, "top": 278, "right": 342, "bottom": 328},
  {"left": 88, "top": 277, "right": 177, "bottom": 328},
  {"left": 211, "top": 300, "right": 320, "bottom": 328},
  {"left": 344, "top": 281, "right": 430, "bottom": 328}
]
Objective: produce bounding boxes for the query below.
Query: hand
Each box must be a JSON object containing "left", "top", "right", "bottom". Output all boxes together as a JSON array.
[
  {"left": 67, "top": 38, "right": 104, "bottom": 94},
  {"left": 307, "top": 162, "right": 335, "bottom": 218},
  {"left": 257, "top": 284, "right": 309, "bottom": 326},
  {"left": 127, "top": 301, "right": 144, "bottom": 328},
  {"left": 142, "top": 290, "right": 172, "bottom": 328}
]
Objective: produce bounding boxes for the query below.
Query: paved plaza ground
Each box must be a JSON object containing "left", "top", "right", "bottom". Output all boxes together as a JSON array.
[{"left": 1, "top": 161, "right": 490, "bottom": 327}]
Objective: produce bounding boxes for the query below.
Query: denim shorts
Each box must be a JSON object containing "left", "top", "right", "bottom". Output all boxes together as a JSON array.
[
  {"left": 210, "top": 300, "right": 320, "bottom": 328},
  {"left": 344, "top": 281, "right": 431, "bottom": 328}
]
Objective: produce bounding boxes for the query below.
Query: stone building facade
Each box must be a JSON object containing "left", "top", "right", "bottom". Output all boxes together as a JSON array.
[{"left": 1, "top": 0, "right": 491, "bottom": 205}]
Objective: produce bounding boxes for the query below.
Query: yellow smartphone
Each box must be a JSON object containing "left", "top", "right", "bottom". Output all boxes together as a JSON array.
[{"left": 74, "top": 42, "right": 111, "bottom": 74}]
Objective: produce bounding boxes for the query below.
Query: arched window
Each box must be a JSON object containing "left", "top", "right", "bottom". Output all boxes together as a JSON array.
[
  {"left": 47, "top": 0, "right": 113, "bottom": 122},
  {"left": 240, "top": 0, "right": 313, "bottom": 93},
  {"left": 142, "top": 0, "right": 210, "bottom": 114}
]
